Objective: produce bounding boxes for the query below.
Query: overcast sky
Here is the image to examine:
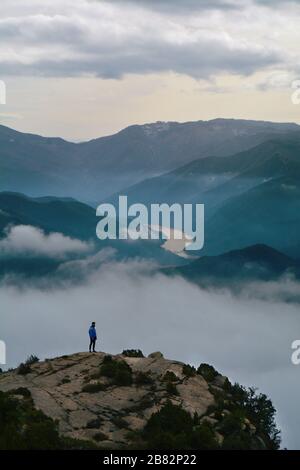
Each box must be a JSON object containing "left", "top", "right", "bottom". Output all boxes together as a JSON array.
[{"left": 0, "top": 0, "right": 300, "bottom": 140}]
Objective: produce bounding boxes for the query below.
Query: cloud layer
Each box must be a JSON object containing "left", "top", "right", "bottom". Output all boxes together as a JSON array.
[
  {"left": 0, "top": 0, "right": 298, "bottom": 81},
  {"left": 0, "top": 225, "right": 92, "bottom": 259}
]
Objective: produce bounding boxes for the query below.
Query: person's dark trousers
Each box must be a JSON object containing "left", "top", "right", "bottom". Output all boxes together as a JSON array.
[{"left": 89, "top": 338, "right": 96, "bottom": 352}]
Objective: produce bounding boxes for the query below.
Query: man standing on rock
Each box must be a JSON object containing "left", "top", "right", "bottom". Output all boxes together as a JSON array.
[{"left": 89, "top": 322, "right": 97, "bottom": 353}]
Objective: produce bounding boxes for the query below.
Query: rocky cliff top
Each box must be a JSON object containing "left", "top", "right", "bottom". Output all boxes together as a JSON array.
[{"left": 0, "top": 350, "right": 280, "bottom": 450}]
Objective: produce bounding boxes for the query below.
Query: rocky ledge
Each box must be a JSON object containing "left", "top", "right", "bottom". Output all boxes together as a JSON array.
[{"left": 0, "top": 350, "right": 280, "bottom": 450}]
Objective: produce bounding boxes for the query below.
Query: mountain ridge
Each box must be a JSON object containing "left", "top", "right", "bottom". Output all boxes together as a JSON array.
[
  {"left": 166, "top": 244, "right": 300, "bottom": 294},
  {"left": 111, "top": 133, "right": 300, "bottom": 206},
  {"left": 1, "top": 118, "right": 299, "bottom": 201}
]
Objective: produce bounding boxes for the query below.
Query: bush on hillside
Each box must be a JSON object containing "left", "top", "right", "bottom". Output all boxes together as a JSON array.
[
  {"left": 0, "top": 390, "right": 98, "bottom": 450},
  {"left": 122, "top": 349, "right": 144, "bottom": 358},
  {"left": 25, "top": 355, "right": 39, "bottom": 366},
  {"left": 225, "top": 383, "right": 281, "bottom": 449},
  {"left": 100, "top": 355, "right": 133, "bottom": 386},
  {"left": 8, "top": 387, "right": 31, "bottom": 398},
  {"left": 197, "top": 363, "right": 218, "bottom": 382},
  {"left": 135, "top": 371, "right": 153, "bottom": 386},
  {"left": 82, "top": 382, "right": 106, "bottom": 393},
  {"left": 182, "top": 364, "right": 196, "bottom": 377},
  {"left": 17, "top": 363, "right": 32, "bottom": 376},
  {"left": 0, "top": 390, "right": 61, "bottom": 449},
  {"left": 142, "top": 401, "right": 218, "bottom": 450},
  {"left": 166, "top": 381, "right": 179, "bottom": 396},
  {"left": 17, "top": 355, "right": 39, "bottom": 376},
  {"left": 162, "top": 371, "right": 178, "bottom": 382}
]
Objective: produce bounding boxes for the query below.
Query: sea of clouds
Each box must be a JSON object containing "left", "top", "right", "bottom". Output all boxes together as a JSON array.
[{"left": 1, "top": 255, "right": 300, "bottom": 449}]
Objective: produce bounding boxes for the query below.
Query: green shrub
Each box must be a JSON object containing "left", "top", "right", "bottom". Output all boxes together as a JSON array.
[
  {"left": 222, "top": 431, "right": 254, "bottom": 450},
  {"left": 17, "top": 363, "right": 31, "bottom": 375},
  {"left": 86, "top": 418, "right": 102, "bottom": 429},
  {"left": 144, "top": 401, "right": 193, "bottom": 437},
  {"left": 60, "top": 377, "right": 71, "bottom": 385},
  {"left": 143, "top": 401, "right": 217, "bottom": 450},
  {"left": 102, "top": 354, "right": 113, "bottom": 363},
  {"left": 112, "top": 416, "right": 128, "bottom": 429},
  {"left": 25, "top": 355, "right": 39, "bottom": 366},
  {"left": 218, "top": 410, "right": 245, "bottom": 435},
  {"left": 16, "top": 355, "right": 39, "bottom": 376},
  {"left": 122, "top": 349, "right": 144, "bottom": 358},
  {"left": 8, "top": 387, "right": 31, "bottom": 398},
  {"left": 209, "top": 386, "right": 226, "bottom": 408},
  {"left": 100, "top": 357, "right": 133, "bottom": 386},
  {"left": 93, "top": 432, "right": 108, "bottom": 442},
  {"left": 223, "top": 377, "right": 232, "bottom": 392},
  {"left": 197, "top": 363, "right": 218, "bottom": 382},
  {"left": 166, "top": 382, "right": 179, "bottom": 396},
  {"left": 135, "top": 371, "right": 153, "bottom": 386},
  {"left": 82, "top": 382, "right": 106, "bottom": 393},
  {"left": 0, "top": 391, "right": 61, "bottom": 449},
  {"left": 89, "top": 370, "right": 102, "bottom": 380},
  {"left": 162, "top": 371, "right": 178, "bottom": 382},
  {"left": 226, "top": 383, "right": 281, "bottom": 449},
  {"left": 0, "top": 390, "right": 101, "bottom": 450},
  {"left": 206, "top": 404, "right": 217, "bottom": 416},
  {"left": 115, "top": 367, "right": 133, "bottom": 386},
  {"left": 212, "top": 382, "right": 281, "bottom": 450},
  {"left": 191, "top": 423, "right": 219, "bottom": 450},
  {"left": 182, "top": 364, "right": 196, "bottom": 377},
  {"left": 128, "top": 396, "right": 154, "bottom": 413}
]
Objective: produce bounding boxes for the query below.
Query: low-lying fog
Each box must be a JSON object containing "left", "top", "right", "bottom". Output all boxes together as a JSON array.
[{"left": 1, "top": 258, "right": 299, "bottom": 449}]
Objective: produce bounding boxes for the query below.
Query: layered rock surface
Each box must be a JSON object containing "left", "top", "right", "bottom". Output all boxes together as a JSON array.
[{"left": 0, "top": 351, "right": 217, "bottom": 447}]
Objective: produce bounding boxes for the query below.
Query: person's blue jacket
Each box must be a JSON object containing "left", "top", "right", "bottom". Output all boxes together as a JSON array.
[{"left": 89, "top": 326, "right": 97, "bottom": 340}]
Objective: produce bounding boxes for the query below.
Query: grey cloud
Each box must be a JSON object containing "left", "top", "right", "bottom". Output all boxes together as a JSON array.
[
  {"left": 110, "top": 0, "right": 240, "bottom": 12},
  {"left": 0, "top": 0, "right": 284, "bottom": 79},
  {"left": 255, "top": 0, "right": 300, "bottom": 4},
  {"left": 0, "top": 225, "right": 93, "bottom": 259},
  {"left": 0, "top": 45, "right": 279, "bottom": 79},
  {"left": 118, "top": 0, "right": 300, "bottom": 8}
]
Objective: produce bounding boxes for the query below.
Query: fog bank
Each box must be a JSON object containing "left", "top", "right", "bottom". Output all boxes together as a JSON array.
[{"left": 1, "top": 262, "right": 299, "bottom": 448}]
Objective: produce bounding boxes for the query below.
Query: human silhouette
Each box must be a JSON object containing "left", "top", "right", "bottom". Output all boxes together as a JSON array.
[{"left": 89, "top": 322, "right": 97, "bottom": 352}]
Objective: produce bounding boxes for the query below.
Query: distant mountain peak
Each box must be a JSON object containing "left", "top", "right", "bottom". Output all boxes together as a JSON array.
[
  {"left": 173, "top": 244, "right": 300, "bottom": 287},
  {"left": 142, "top": 121, "right": 171, "bottom": 136},
  {"left": 1, "top": 118, "right": 300, "bottom": 201}
]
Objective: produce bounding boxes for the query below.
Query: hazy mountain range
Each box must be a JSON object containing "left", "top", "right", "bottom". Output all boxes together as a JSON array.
[
  {"left": 1, "top": 191, "right": 299, "bottom": 286},
  {"left": 1, "top": 118, "right": 300, "bottom": 280},
  {"left": 116, "top": 134, "right": 300, "bottom": 206},
  {"left": 112, "top": 133, "right": 300, "bottom": 258},
  {"left": 1, "top": 118, "right": 299, "bottom": 202}
]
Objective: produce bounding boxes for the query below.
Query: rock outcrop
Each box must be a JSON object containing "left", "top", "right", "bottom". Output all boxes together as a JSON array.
[{"left": 0, "top": 351, "right": 280, "bottom": 450}]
